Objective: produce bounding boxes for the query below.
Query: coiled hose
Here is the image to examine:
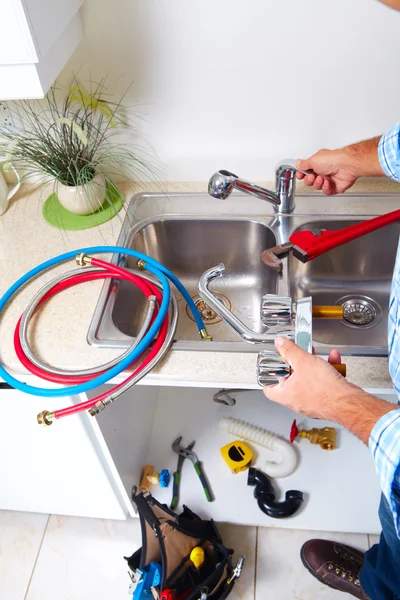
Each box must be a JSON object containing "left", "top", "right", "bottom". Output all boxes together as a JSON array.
[
  {"left": 219, "top": 417, "right": 298, "bottom": 478},
  {"left": 1, "top": 246, "right": 209, "bottom": 424}
]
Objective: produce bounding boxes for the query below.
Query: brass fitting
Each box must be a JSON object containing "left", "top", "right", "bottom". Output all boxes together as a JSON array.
[
  {"left": 89, "top": 396, "right": 113, "bottom": 416},
  {"left": 88, "top": 401, "right": 106, "bottom": 416},
  {"left": 137, "top": 259, "right": 146, "bottom": 271},
  {"left": 139, "top": 464, "right": 160, "bottom": 492},
  {"left": 37, "top": 410, "right": 55, "bottom": 426},
  {"left": 200, "top": 328, "right": 213, "bottom": 342},
  {"left": 298, "top": 427, "right": 337, "bottom": 450},
  {"left": 76, "top": 253, "right": 92, "bottom": 266},
  {"left": 290, "top": 419, "right": 337, "bottom": 450}
]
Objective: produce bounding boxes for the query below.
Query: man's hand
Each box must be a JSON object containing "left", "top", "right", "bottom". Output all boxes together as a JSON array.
[
  {"left": 296, "top": 137, "right": 384, "bottom": 196},
  {"left": 264, "top": 337, "right": 362, "bottom": 420},
  {"left": 263, "top": 336, "right": 396, "bottom": 444}
]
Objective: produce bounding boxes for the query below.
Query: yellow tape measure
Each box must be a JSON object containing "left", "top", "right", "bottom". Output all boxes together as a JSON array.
[{"left": 220, "top": 440, "right": 253, "bottom": 473}]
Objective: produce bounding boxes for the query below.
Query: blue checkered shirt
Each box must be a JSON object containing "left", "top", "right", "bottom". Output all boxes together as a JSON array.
[{"left": 369, "top": 123, "right": 400, "bottom": 536}]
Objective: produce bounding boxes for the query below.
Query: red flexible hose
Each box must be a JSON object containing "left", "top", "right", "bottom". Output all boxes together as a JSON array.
[
  {"left": 54, "top": 314, "right": 168, "bottom": 419},
  {"left": 14, "top": 262, "right": 169, "bottom": 419},
  {"left": 15, "top": 271, "right": 155, "bottom": 383}
]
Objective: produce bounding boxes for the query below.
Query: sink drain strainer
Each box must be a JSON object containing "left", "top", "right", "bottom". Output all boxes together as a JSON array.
[
  {"left": 335, "top": 295, "right": 382, "bottom": 330},
  {"left": 186, "top": 293, "right": 231, "bottom": 325},
  {"left": 343, "top": 299, "right": 376, "bottom": 325}
]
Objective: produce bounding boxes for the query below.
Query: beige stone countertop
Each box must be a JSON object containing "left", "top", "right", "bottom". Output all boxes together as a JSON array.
[{"left": 0, "top": 179, "right": 397, "bottom": 392}]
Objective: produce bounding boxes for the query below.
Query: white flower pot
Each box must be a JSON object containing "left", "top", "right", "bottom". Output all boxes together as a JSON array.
[
  {"left": 0, "top": 164, "right": 21, "bottom": 216},
  {"left": 55, "top": 173, "right": 106, "bottom": 215}
]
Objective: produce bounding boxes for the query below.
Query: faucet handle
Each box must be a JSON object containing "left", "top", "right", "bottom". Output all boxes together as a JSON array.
[
  {"left": 257, "top": 349, "right": 291, "bottom": 386},
  {"left": 276, "top": 159, "right": 313, "bottom": 178},
  {"left": 261, "top": 294, "right": 293, "bottom": 327}
]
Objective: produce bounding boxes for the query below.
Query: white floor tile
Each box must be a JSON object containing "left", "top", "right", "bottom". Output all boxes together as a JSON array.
[
  {"left": 26, "top": 514, "right": 142, "bottom": 600},
  {"left": 0, "top": 510, "right": 49, "bottom": 600},
  {"left": 256, "top": 528, "right": 369, "bottom": 600},
  {"left": 218, "top": 524, "right": 256, "bottom": 600},
  {"left": 368, "top": 534, "right": 380, "bottom": 548}
]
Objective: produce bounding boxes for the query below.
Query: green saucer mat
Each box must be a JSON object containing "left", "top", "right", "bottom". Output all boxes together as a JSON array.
[{"left": 42, "top": 181, "right": 124, "bottom": 230}]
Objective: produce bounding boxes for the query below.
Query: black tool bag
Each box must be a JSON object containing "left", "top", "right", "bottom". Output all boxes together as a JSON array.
[{"left": 125, "top": 492, "right": 239, "bottom": 599}]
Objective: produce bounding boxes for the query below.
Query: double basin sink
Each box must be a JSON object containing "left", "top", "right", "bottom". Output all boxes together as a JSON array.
[{"left": 88, "top": 193, "right": 400, "bottom": 356}]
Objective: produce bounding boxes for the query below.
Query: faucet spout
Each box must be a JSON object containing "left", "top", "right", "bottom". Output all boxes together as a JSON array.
[
  {"left": 198, "top": 264, "right": 294, "bottom": 344},
  {"left": 208, "top": 170, "right": 280, "bottom": 206},
  {"left": 208, "top": 160, "right": 311, "bottom": 214}
]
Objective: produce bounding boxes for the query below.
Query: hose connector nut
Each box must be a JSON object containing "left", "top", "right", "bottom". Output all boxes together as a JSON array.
[
  {"left": 200, "top": 328, "right": 213, "bottom": 342},
  {"left": 88, "top": 401, "right": 106, "bottom": 416},
  {"left": 76, "top": 253, "right": 92, "bottom": 266},
  {"left": 37, "top": 410, "right": 55, "bottom": 426},
  {"left": 137, "top": 259, "right": 146, "bottom": 271}
]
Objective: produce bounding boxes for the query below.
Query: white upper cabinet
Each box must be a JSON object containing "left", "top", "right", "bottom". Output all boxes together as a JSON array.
[{"left": 0, "top": 0, "right": 83, "bottom": 100}]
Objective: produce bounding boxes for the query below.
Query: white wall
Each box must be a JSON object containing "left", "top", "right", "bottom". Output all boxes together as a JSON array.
[{"left": 61, "top": 0, "right": 400, "bottom": 182}]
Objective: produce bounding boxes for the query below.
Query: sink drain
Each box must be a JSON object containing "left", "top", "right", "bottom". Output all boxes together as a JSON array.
[
  {"left": 343, "top": 299, "right": 376, "bottom": 325},
  {"left": 335, "top": 295, "right": 382, "bottom": 330},
  {"left": 186, "top": 293, "right": 231, "bottom": 325}
]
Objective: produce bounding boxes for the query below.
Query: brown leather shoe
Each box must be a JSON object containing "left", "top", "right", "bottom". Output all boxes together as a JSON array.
[{"left": 301, "top": 539, "right": 370, "bottom": 599}]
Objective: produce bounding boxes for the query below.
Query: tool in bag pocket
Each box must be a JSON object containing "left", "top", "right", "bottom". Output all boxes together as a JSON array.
[{"left": 125, "top": 492, "right": 244, "bottom": 599}]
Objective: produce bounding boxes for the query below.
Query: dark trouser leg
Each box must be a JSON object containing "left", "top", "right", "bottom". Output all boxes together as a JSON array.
[{"left": 360, "top": 494, "right": 400, "bottom": 599}]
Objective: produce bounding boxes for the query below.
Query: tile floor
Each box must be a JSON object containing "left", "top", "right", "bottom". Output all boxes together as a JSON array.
[{"left": 0, "top": 510, "right": 377, "bottom": 600}]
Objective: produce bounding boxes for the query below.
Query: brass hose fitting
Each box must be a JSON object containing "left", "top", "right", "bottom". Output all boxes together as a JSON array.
[
  {"left": 200, "top": 328, "right": 213, "bottom": 342},
  {"left": 76, "top": 253, "right": 92, "bottom": 266},
  {"left": 88, "top": 402, "right": 105, "bottom": 416},
  {"left": 37, "top": 410, "right": 55, "bottom": 426},
  {"left": 137, "top": 259, "right": 146, "bottom": 270}
]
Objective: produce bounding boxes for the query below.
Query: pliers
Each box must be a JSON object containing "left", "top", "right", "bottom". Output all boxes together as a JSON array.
[{"left": 171, "top": 436, "right": 213, "bottom": 510}]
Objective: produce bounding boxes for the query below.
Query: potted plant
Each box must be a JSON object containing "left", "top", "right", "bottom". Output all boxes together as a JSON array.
[{"left": 0, "top": 79, "right": 157, "bottom": 219}]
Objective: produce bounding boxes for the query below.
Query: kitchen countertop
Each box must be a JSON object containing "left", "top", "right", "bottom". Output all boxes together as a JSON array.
[{"left": 0, "top": 179, "right": 397, "bottom": 391}]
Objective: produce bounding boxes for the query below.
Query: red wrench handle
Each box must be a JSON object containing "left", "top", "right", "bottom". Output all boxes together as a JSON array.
[{"left": 289, "top": 209, "right": 400, "bottom": 262}]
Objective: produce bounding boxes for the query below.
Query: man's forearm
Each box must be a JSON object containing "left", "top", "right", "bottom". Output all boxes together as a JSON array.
[
  {"left": 332, "top": 392, "right": 397, "bottom": 445},
  {"left": 343, "top": 136, "right": 384, "bottom": 178}
]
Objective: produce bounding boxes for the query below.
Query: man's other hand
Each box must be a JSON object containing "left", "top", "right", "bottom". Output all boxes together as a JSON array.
[
  {"left": 263, "top": 336, "right": 364, "bottom": 420},
  {"left": 295, "top": 137, "right": 383, "bottom": 196},
  {"left": 295, "top": 148, "right": 360, "bottom": 196}
]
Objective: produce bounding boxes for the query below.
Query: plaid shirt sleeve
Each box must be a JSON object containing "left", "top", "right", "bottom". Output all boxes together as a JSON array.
[
  {"left": 378, "top": 122, "right": 400, "bottom": 181},
  {"left": 369, "top": 122, "right": 400, "bottom": 536}
]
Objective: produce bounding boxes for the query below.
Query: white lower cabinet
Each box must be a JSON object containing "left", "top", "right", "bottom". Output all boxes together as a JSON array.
[
  {"left": 0, "top": 380, "right": 133, "bottom": 519},
  {"left": 0, "top": 379, "right": 396, "bottom": 534}
]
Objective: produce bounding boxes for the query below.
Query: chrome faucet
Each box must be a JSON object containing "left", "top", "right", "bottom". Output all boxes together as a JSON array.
[
  {"left": 198, "top": 263, "right": 294, "bottom": 344},
  {"left": 208, "top": 160, "right": 310, "bottom": 214}
]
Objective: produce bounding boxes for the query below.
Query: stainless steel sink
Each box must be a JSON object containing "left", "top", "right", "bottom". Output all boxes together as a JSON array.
[
  {"left": 112, "top": 218, "right": 277, "bottom": 345},
  {"left": 288, "top": 219, "right": 400, "bottom": 353},
  {"left": 88, "top": 192, "right": 400, "bottom": 355}
]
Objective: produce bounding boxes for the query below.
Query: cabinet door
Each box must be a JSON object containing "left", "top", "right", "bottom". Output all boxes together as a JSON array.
[
  {"left": 0, "top": 0, "right": 83, "bottom": 65},
  {"left": 22, "top": 0, "right": 83, "bottom": 59},
  {"left": 0, "top": 385, "right": 132, "bottom": 519},
  {"left": 0, "top": 0, "right": 37, "bottom": 64}
]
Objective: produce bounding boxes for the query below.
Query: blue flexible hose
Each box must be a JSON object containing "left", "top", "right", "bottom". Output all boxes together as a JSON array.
[{"left": 0, "top": 246, "right": 205, "bottom": 397}]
